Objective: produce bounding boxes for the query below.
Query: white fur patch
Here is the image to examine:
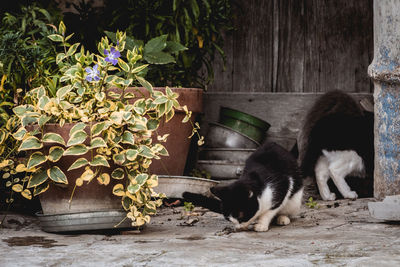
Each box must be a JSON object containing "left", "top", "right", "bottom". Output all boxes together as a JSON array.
[
  {"left": 250, "top": 178, "right": 295, "bottom": 232},
  {"left": 315, "top": 150, "right": 364, "bottom": 200},
  {"left": 276, "top": 215, "right": 291, "bottom": 226},
  {"left": 323, "top": 150, "right": 365, "bottom": 177},
  {"left": 279, "top": 188, "right": 304, "bottom": 216}
]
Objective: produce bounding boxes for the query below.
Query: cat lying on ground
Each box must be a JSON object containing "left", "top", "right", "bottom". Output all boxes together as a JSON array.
[
  {"left": 298, "top": 90, "right": 374, "bottom": 200},
  {"left": 184, "top": 141, "right": 303, "bottom": 232}
]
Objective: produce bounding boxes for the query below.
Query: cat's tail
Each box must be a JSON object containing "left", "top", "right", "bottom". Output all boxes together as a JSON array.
[{"left": 182, "top": 192, "right": 222, "bottom": 214}]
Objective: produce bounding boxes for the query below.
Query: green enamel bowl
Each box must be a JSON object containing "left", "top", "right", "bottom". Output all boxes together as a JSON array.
[{"left": 219, "top": 107, "right": 271, "bottom": 144}]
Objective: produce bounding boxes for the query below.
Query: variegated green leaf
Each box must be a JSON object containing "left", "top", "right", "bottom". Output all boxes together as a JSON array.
[
  {"left": 68, "top": 157, "right": 89, "bottom": 171},
  {"left": 67, "top": 130, "right": 87, "bottom": 146},
  {"left": 131, "top": 64, "right": 148, "bottom": 74},
  {"left": 18, "top": 136, "right": 43, "bottom": 151},
  {"left": 48, "top": 166, "right": 68, "bottom": 184},
  {"left": 48, "top": 146, "right": 64, "bottom": 162},
  {"left": 91, "top": 121, "right": 110, "bottom": 137},
  {"left": 38, "top": 115, "right": 51, "bottom": 127},
  {"left": 64, "top": 144, "right": 88, "bottom": 156},
  {"left": 135, "top": 173, "right": 148, "bottom": 186},
  {"left": 153, "top": 144, "right": 169, "bottom": 156},
  {"left": 69, "top": 122, "right": 86, "bottom": 136},
  {"left": 33, "top": 182, "right": 49, "bottom": 196},
  {"left": 146, "top": 119, "right": 159, "bottom": 130},
  {"left": 56, "top": 85, "right": 72, "bottom": 100},
  {"left": 126, "top": 149, "right": 138, "bottom": 161},
  {"left": 135, "top": 75, "right": 153, "bottom": 94},
  {"left": 95, "top": 92, "right": 106, "bottom": 102},
  {"left": 48, "top": 34, "right": 63, "bottom": 42},
  {"left": 27, "top": 152, "right": 47, "bottom": 169},
  {"left": 127, "top": 184, "right": 140, "bottom": 194},
  {"left": 0, "top": 130, "right": 7, "bottom": 144},
  {"left": 110, "top": 111, "right": 124, "bottom": 125},
  {"left": 118, "top": 59, "right": 130, "bottom": 72},
  {"left": 139, "top": 145, "right": 154, "bottom": 158},
  {"left": 28, "top": 170, "right": 49, "bottom": 188},
  {"left": 90, "top": 155, "right": 110, "bottom": 167},
  {"left": 113, "top": 153, "right": 126, "bottom": 165},
  {"left": 111, "top": 168, "right": 125, "bottom": 179},
  {"left": 42, "top": 133, "right": 65, "bottom": 145},
  {"left": 122, "top": 131, "right": 135, "bottom": 145},
  {"left": 22, "top": 114, "right": 39, "bottom": 127},
  {"left": 13, "top": 127, "right": 27, "bottom": 141},
  {"left": 90, "top": 137, "right": 107, "bottom": 149},
  {"left": 122, "top": 196, "right": 132, "bottom": 210},
  {"left": 38, "top": 95, "right": 50, "bottom": 110}
]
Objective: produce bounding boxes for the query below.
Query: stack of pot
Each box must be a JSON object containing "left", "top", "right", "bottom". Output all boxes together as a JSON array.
[{"left": 197, "top": 107, "right": 271, "bottom": 180}]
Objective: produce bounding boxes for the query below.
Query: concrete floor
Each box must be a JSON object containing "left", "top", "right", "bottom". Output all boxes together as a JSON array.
[{"left": 1, "top": 198, "right": 400, "bottom": 266}]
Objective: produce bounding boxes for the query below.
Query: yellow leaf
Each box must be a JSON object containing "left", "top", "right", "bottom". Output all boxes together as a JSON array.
[
  {"left": 112, "top": 184, "right": 125, "bottom": 196},
  {"left": 15, "top": 164, "right": 27, "bottom": 173},
  {"left": 12, "top": 184, "right": 23, "bottom": 192},
  {"left": 134, "top": 217, "right": 145, "bottom": 226},
  {"left": 146, "top": 175, "right": 158, "bottom": 188},
  {"left": 127, "top": 211, "right": 135, "bottom": 220},
  {"left": 125, "top": 191, "right": 137, "bottom": 201},
  {"left": 97, "top": 173, "right": 110, "bottom": 186},
  {"left": 75, "top": 178, "right": 83, "bottom": 187},
  {"left": 21, "top": 189, "right": 32, "bottom": 200},
  {"left": 81, "top": 168, "right": 94, "bottom": 182}
]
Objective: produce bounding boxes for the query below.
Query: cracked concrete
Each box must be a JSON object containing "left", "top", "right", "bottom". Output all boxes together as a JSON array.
[{"left": 1, "top": 198, "right": 400, "bottom": 266}]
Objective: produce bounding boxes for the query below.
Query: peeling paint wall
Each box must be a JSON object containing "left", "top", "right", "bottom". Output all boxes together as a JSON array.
[{"left": 368, "top": 0, "right": 400, "bottom": 198}]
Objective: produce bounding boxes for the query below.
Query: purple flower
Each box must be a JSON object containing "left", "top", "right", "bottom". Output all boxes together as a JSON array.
[
  {"left": 85, "top": 65, "right": 100, "bottom": 82},
  {"left": 104, "top": 47, "right": 121, "bottom": 65}
]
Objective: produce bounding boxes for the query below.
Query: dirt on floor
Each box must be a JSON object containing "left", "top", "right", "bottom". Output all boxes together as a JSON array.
[{"left": 1, "top": 198, "right": 400, "bottom": 266}]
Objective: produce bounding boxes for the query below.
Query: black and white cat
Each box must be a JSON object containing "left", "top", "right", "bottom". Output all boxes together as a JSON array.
[
  {"left": 298, "top": 90, "right": 374, "bottom": 200},
  {"left": 184, "top": 141, "right": 303, "bottom": 232}
]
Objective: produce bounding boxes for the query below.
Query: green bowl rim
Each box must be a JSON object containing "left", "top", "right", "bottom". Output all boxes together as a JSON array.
[{"left": 219, "top": 107, "right": 271, "bottom": 130}]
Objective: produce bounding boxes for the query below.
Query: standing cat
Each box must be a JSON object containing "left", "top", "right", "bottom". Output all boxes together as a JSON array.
[
  {"left": 184, "top": 141, "right": 303, "bottom": 232},
  {"left": 298, "top": 90, "right": 374, "bottom": 200}
]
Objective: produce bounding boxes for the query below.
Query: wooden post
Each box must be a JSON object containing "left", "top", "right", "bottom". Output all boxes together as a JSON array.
[{"left": 368, "top": 0, "right": 400, "bottom": 199}]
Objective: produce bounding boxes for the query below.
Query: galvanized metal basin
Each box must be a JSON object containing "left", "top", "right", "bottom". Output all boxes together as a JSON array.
[
  {"left": 155, "top": 175, "right": 219, "bottom": 198},
  {"left": 205, "top": 123, "right": 259, "bottom": 149},
  {"left": 199, "top": 148, "right": 255, "bottom": 163},
  {"left": 197, "top": 160, "right": 245, "bottom": 180},
  {"left": 36, "top": 210, "right": 132, "bottom": 233}
]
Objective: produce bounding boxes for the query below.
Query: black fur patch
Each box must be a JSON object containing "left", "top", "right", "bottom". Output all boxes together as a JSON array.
[
  {"left": 300, "top": 90, "right": 374, "bottom": 197},
  {"left": 184, "top": 142, "right": 303, "bottom": 223}
]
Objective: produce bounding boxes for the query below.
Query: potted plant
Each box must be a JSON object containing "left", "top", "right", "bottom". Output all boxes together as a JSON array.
[{"left": 0, "top": 22, "right": 202, "bottom": 230}]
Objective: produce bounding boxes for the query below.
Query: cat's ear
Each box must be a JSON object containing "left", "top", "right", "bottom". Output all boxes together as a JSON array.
[{"left": 210, "top": 185, "right": 229, "bottom": 200}]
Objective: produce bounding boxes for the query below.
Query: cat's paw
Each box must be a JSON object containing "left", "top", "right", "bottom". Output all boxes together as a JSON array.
[
  {"left": 276, "top": 215, "right": 291, "bottom": 226},
  {"left": 254, "top": 223, "right": 269, "bottom": 232},
  {"left": 322, "top": 192, "right": 336, "bottom": 201},
  {"left": 235, "top": 222, "right": 249, "bottom": 231},
  {"left": 343, "top": 191, "right": 358, "bottom": 200}
]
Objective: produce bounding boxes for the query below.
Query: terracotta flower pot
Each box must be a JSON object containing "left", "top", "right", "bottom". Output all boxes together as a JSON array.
[
  {"left": 29, "top": 123, "right": 122, "bottom": 215},
  {"left": 125, "top": 87, "right": 203, "bottom": 176}
]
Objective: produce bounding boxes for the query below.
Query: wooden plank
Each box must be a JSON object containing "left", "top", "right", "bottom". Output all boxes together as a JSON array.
[
  {"left": 207, "top": 31, "right": 234, "bottom": 92},
  {"left": 208, "top": 0, "right": 373, "bottom": 94},
  {"left": 202, "top": 92, "right": 373, "bottom": 150},
  {"left": 275, "top": 0, "right": 306, "bottom": 93},
  {"left": 231, "top": 0, "right": 275, "bottom": 92},
  {"left": 309, "top": 0, "right": 374, "bottom": 93}
]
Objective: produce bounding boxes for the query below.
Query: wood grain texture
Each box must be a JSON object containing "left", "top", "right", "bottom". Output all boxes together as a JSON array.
[{"left": 208, "top": 0, "right": 373, "bottom": 93}]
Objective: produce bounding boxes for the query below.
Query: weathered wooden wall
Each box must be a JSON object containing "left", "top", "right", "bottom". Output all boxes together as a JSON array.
[{"left": 208, "top": 0, "right": 373, "bottom": 93}]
